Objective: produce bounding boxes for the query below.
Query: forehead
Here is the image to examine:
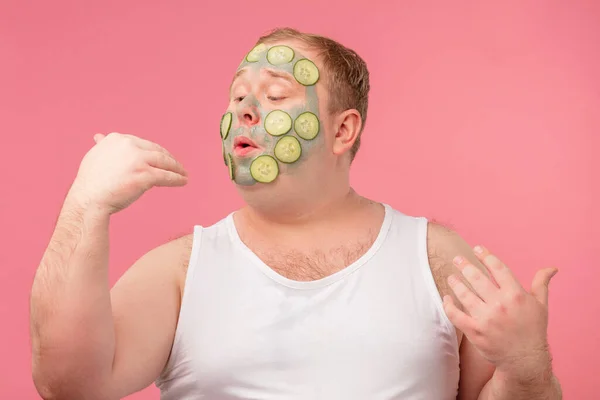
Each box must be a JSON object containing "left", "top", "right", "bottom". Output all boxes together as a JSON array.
[{"left": 232, "top": 40, "right": 324, "bottom": 85}]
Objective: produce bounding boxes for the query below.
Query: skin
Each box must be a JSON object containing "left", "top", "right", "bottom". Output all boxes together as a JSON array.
[{"left": 29, "top": 39, "right": 562, "bottom": 399}]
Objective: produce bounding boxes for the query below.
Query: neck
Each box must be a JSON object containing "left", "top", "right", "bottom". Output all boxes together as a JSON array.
[
  {"left": 237, "top": 159, "right": 357, "bottom": 224},
  {"left": 246, "top": 186, "right": 362, "bottom": 225}
]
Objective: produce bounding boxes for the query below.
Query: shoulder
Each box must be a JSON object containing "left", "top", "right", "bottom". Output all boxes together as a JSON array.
[
  {"left": 425, "top": 221, "right": 490, "bottom": 280},
  {"left": 135, "top": 230, "right": 196, "bottom": 295},
  {"left": 425, "top": 222, "right": 463, "bottom": 299},
  {"left": 163, "top": 231, "right": 196, "bottom": 287},
  {"left": 425, "top": 220, "right": 492, "bottom": 307},
  {"left": 426, "top": 221, "right": 471, "bottom": 272}
]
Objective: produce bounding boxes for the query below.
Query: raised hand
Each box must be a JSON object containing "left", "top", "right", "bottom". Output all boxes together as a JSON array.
[
  {"left": 443, "top": 245, "right": 558, "bottom": 372},
  {"left": 70, "top": 132, "right": 188, "bottom": 214}
]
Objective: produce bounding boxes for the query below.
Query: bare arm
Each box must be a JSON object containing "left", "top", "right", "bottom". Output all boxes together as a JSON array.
[
  {"left": 30, "top": 190, "right": 115, "bottom": 399},
  {"left": 30, "top": 132, "right": 189, "bottom": 399}
]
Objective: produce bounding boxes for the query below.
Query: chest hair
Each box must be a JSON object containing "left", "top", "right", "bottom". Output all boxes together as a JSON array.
[{"left": 252, "top": 233, "right": 377, "bottom": 281}]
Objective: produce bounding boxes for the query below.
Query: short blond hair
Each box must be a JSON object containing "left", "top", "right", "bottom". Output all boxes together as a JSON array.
[{"left": 256, "top": 28, "right": 370, "bottom": 162}]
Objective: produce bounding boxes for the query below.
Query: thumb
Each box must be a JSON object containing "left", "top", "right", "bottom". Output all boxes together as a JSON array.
[
  {"left": 530, "top": 267, "right": 558, "bottom": 306},
  {"left": 93, "top": 133, "right": 105, "bottom": 143}
]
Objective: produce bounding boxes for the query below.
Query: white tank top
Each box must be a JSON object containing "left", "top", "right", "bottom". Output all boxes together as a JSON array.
[{"left": 156, "top": 204, "right": 460, "bottom": 399}]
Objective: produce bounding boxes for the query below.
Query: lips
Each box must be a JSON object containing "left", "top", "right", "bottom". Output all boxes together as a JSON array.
[{"left": 233, "top": 136, "right": 260, "bottom": 157}]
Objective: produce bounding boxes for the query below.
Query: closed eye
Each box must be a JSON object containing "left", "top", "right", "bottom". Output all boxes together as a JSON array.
[
  {"left": 234, "top": 96, "right": 245, "bottom": 103},
  {"left": 268, "top": 96, "right": 286, "bottom": 102}
]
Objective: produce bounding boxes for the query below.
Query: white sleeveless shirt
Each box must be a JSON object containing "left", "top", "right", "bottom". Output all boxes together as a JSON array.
[{"left": 156, "top": 204, "right": 460, "bottom": 399}]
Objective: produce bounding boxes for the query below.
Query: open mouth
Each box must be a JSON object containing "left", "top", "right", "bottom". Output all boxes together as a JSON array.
[{"left": 233, "top": 136, "right": 260, "bottom": 156}]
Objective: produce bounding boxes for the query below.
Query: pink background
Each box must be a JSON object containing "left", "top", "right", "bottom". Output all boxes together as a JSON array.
[{"left": 1, "top": 1, "right": 597, "bottom": 398}]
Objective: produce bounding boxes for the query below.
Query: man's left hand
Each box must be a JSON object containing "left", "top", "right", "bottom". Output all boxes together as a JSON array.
[{"left": 443, "top": 245, "right": 558, "bottom": 373}]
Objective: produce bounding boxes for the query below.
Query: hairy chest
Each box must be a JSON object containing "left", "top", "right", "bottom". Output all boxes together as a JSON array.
[{"left": 248, "top": 235, "right": 376, "bottom": 282}]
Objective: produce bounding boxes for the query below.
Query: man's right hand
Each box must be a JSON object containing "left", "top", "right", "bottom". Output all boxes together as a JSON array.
[{"left": 70, "top": 132, "right": 188, "bottom": 215}]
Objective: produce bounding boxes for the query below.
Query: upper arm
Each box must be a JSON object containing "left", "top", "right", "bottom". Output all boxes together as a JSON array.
[
  {"left": 108, "top": 233, "right": 193, "bottom": 398},
  {"left": 426, "top": 222, "right": 496, "bottom": 400}
]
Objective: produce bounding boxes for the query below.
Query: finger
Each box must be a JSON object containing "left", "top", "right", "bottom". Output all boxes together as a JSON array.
[
  {"left": 530, "top": 267, "right": 558, "bottom": 306},
  {"left": 453, "top": 256, "right": 499, "bottom": 303},
  {"left": 93, "top": 133, "right": 105, "bottom": 143},
  {"left": 124, "top": 134, "right": 175, "bottom": 158},
  {"left": 145, "top": 151, "right": 188, "bottom": 177},
  {"left": 147, "top": 167, "right": 189, "bottom": 187},
  {"left": 447, "top": 274, "right": 485, "bottom": 316},
  {"left": 442, "top": 295, "right": 479, "bottom": 336},
  {"left": 473, "top": 245, "right": 522, "bottom": 291}
]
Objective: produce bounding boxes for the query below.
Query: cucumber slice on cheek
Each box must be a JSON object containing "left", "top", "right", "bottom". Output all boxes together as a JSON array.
[
  {"left": 264, "top": 110, "right": 292, "bottom": 136},
  {"left": 267, "top": 45, "right": 295, "bottom": 65},
  {"left": 294, "top": 112, "right": 320, "bottom": 140},
  {"left": 274, "top": 136, "right": 302, "bottom": 163},
  {"left": 220, "top": 112, "right": 232, "bottom": 140},
  {"left": 250, "top": 155, "right": 279, "bottom": 183}
]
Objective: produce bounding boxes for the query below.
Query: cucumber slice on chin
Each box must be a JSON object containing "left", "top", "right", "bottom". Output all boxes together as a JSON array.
[
  {"left": 274, "top": 136, "right": 302, "bottom": 163},
  {"left": 264, "top": 110, "right": 292, "bottom": 136},
  {"left": 294, "top": 112, "right": 320, "bottom": 140},
  {"left": 293, "top": 59, "right": 319, "bottom": 86},
  {"left": 250, "top": 155, "right": 279, "bottom": 183}
]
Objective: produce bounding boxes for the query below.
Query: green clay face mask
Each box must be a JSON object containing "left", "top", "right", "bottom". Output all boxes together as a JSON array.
[{"left": 220, "top": 44, "right": 323, "bottom": 186}]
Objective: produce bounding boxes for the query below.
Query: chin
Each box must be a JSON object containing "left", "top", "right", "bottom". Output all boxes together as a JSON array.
[{"left": 235, "top": 177, "right": 291, "bottom": 208}]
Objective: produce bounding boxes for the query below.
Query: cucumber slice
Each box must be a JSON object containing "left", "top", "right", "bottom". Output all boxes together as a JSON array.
[
  {"left": 222, "top": 142, "right": 227, "bottom": 166},
  {"left": 294, "top": 112, "right": 320, "bottom": 140},
  {"left": 227, "top": 153, "right": 234, "bottom": 180},
  {"left": 274, "top": 136, "right": 302, "bottom": 164},
  {"left": 293, "top": 59, "right": 319, "bottom": 86},
  {"left": 220, "top": 112, "right": 232, "bottom": 140},
  {"left": 246, "top": 43, "right": 267, "bottom": 62},
  {"left": 267, "top": 45, "right": 295, "bottom": 65},
  {"left": 264, "top": 110, "right": 292, "bottom": 136},
  {"left": 250, "top": 155, "right": 279, "bottom": 183}
]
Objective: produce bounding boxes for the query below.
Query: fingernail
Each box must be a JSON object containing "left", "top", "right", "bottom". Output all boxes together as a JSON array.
[
  {"left": 474, "top": 245, "right": 484, "bottom": 254},
  {"left": 453, "top": 256, "right": 464, "bottom": 265}
]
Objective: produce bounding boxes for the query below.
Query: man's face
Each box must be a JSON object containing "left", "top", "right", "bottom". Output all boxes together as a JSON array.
[{"left": 220, "top": 41, "right": 326, "bottom": 186}]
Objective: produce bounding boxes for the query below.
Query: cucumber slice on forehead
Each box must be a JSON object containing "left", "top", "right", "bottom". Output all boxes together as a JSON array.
[
  {"left": 250, "top": 155, "right": 279, "bottom": 183},
  {"left": 246, "top": 43, "right": 267, "bottom": 62},
  {"left": 293, "top": 59, "right": 319, "bottom": 86},
  {"left": 274, "top": 136, "right": 302, "bottom": 163},
  {"left": 227, "top": 153, "right": 235, "bottom": 180},
  {"left": 294, "top": 112, "right": 320, "bottom": 140},
  {"left": 220, "top": 112, "right": 232, "bottom": 140},
  {"left": 267, "top": 45, "right": 295, "bottom": 65},
  {"left": 264, "top": 110, "right": 292, "bottom": 136}
]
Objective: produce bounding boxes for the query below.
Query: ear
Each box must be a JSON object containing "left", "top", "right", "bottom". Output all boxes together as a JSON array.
[{"left": 332, "top": 109, "right": 362, "bottom": 157}]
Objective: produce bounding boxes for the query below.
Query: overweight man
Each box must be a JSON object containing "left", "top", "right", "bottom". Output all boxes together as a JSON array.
[{"left": 30, "top": 28, "right": 562, "bottom": 400}]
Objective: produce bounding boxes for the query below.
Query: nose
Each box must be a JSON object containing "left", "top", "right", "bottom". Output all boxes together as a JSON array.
[{"left": 237, "top": 96, "right": 261, "bottom": 127}]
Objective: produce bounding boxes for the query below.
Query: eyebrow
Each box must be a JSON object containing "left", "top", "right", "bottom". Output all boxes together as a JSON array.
[{"left": 264, "top": 69, "right": 294, "bottom": 84}]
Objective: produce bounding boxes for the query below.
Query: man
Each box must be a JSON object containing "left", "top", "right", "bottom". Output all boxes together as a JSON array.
[{"left": 30, "top": 28, "right": 562, "bottom": 399}]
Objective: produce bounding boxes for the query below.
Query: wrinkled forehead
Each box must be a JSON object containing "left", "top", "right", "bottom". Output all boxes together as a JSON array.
[{"left": 231, "top": 42, "right": 321, "bottom": 88}]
